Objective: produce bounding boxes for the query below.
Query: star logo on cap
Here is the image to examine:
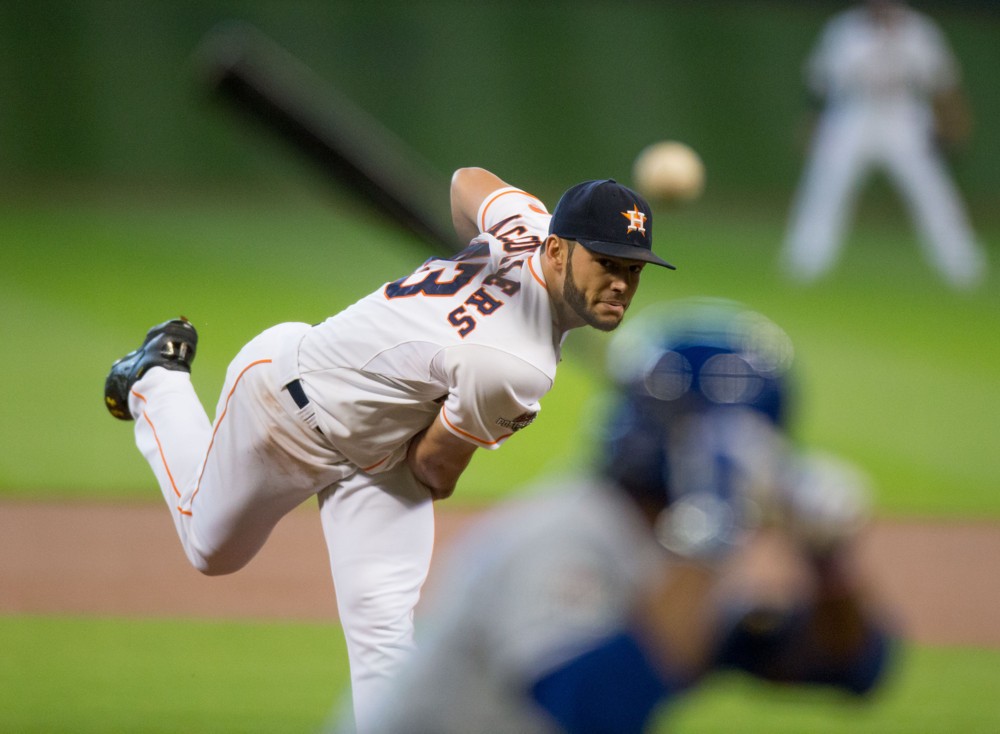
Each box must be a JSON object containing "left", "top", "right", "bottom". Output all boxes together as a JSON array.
[{"left": 621, "top": 205, "right": 647, "bottom": 236}]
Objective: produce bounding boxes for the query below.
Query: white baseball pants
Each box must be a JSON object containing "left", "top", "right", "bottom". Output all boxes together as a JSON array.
[
  {"left": 782, "top": 105, "right": 985, "bottom": 289},
  {"left": 128, "top": 322, "right": 435, "bottom": 733}
]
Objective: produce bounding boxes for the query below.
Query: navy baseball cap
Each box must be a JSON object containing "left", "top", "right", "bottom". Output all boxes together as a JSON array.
[{"left": 549, "top": 179, "right": 675, "bottom": 269}]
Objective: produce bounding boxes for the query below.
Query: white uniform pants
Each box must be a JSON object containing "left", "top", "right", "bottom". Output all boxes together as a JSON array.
[
  {"left": 128, "top": 322, "right": 435, "bottom": 733},
  {"left": 782, "top": 104, "right": 985, "bottom": 289}
]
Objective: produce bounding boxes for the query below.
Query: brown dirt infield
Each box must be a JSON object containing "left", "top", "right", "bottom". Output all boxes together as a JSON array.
[{"left": 2, "top": 500, "right": 998, "bottom": 647}]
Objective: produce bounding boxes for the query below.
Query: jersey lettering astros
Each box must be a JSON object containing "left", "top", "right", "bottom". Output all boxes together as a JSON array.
[{"left": 296, "top": 187, "right": 560, "bottom": 474}]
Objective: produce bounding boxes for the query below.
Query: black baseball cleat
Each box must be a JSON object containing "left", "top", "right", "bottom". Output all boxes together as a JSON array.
[{"left": 104, "top": 318, "right": 198, "bottom": 421}]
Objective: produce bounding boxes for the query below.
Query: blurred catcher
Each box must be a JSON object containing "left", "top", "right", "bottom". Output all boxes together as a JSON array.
[{"left": 363, "top": 298, "right": 894, "bottom": 734}]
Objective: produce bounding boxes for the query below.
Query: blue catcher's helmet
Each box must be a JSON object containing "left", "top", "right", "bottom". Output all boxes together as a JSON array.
[{"left": 601, "top": 298, "right": 795, "bottom": 513}]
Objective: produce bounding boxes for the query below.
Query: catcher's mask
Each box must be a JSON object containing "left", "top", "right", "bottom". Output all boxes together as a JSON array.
[{"left": 600, "top": 298, "right": 795, "bottom": 512}]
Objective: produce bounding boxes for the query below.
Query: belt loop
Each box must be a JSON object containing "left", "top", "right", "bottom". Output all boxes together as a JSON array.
[
  {"left": 286, "top": 378, "right": 310, "bottom": 409},
  {"left": 284, "top": 379, "right": 323, "bottom": 434}
]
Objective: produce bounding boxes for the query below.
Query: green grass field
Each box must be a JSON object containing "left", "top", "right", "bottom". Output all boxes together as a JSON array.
[
  {"left": 2, "top": 181, "right": 998, "bottom": 514},
  {"left": 3, "top": 616, "right": 999, "bottom": 733},
  {"left": 2, "top": 182, "right": 998, "bottom": 732}
]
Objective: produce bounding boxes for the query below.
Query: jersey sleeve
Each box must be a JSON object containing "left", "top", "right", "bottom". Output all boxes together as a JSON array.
[
  {"left": 918, "top": 16, "right": 960, "bottom": 92},
  {"left": 805, "top": 14, "right": 846, "bottom": 97},
  {"left": 476, "top": 186, "right": 552, "bottom": 253},
  {"left": 433, "top": 344, "right": 550, "bottom": 450}
]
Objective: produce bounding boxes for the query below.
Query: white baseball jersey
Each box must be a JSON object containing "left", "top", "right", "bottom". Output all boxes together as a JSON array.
[
  {"left": 806, "top": 5, "right": 959, "bottom": 109},
  {"left": 366, "top": 478, "right": 665, "bottom": 734},
  {"left": 296, "top": 187, "right": 558, "bottom": 473},
  {"left": 127, "top": 183, "right": 570, "bottom": 733}
]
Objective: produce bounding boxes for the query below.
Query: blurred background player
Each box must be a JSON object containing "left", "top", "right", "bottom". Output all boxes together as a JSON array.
[
  {"left": 361, "top": 298, "right": 895, "bottom": 734},
  {"left": 781, "top": 0, "right": 986, "bottom": 289}
]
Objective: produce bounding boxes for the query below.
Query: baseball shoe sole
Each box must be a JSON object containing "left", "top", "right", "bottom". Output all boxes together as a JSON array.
[{"left": 104, "top": 318, "right": 198, "bottom": 421}]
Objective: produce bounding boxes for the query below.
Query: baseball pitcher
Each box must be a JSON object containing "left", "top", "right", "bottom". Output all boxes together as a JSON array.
[{"left": 103, "top": 167, "right": 674, "bottom": 731}]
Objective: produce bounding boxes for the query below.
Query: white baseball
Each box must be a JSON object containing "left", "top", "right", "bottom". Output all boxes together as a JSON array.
[{"left": 632, "top": 141, "right": 706, "bottom": 203}]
